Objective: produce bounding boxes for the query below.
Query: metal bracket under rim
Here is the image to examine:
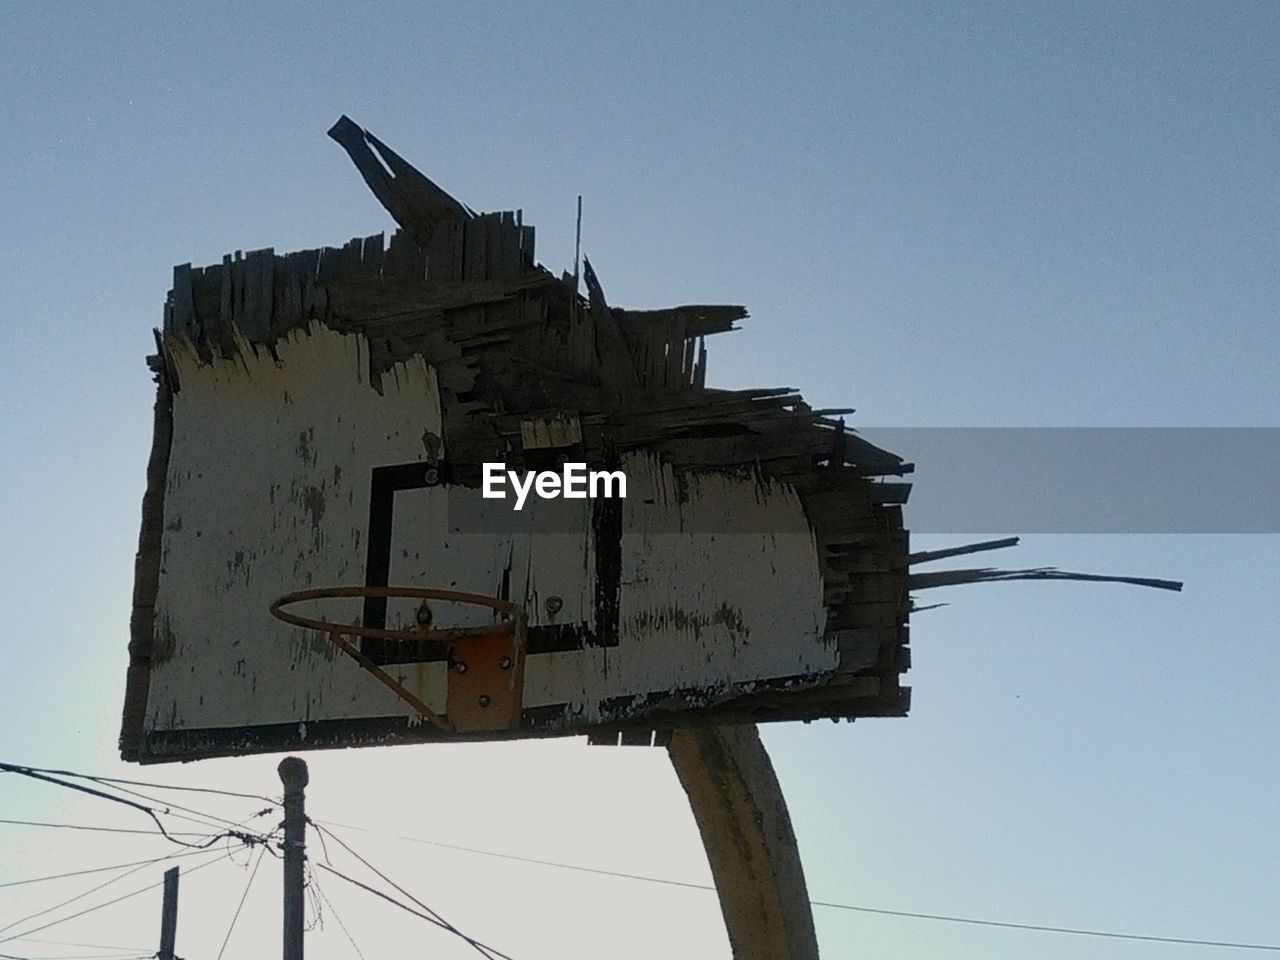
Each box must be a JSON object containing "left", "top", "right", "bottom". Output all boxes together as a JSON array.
[{"left": 270, "top": 586, "right": 527, "bottom": 735}]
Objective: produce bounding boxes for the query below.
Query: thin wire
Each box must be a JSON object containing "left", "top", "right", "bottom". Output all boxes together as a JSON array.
[
  {"left": 0, "top": 764, "right": 262, "bottom": 850},
  {"left": 10, "top": 765, "right": 276, "bottom": 804},
  {"left": 315, "top": 820, "right": 1280, "bottom": 954},
  {"left": 0, "top": 819, "right": 212, "bottom": 838},
  {"left": 4, "top": 943, "right": 141, "bottom": 954},
  {"left": 82, "top": 778, "right": 276, "bottom": 836},
  {"left": 0, "top": 849, "right": 238, "bottom": 946},
  {"left": 303, "top": 864, "right": 323, "bottom": 933},
  {"left": 0, "top": 855, "right": 174, "bottom": 937},
  {"left": 807, "top": 899, "right": 1280, "bottom": 952},
  {"left": 312, "top": 822, "right": 503, "bottom": 960},
  {"left": 0, "top": 953, "right": 154, "bottom": 960},
  {"left": 310, "top": 875, "right": 368, "bottom": 960},
  {"left": 214, "top": 845, "right": 266, "bottom": 960},
  {"left": 310, "top": 823, "right": 512, "bottom": 960},
  {"left": 4, "top": 940, "right": 148, "bottom": 954},
  {"left": 0, "top": 848, "right": 210, "bottom": 890},
  {"left": 313, "top": 863, "right": 510, "bottom": 960},
  {"left": 317, "top": 818, "right": 714, "bottom": 890}
]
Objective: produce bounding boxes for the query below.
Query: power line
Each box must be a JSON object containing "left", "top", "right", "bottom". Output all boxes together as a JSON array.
[
  {"left": 303, "top": 864, "right": 323, "bottom": 933},
  {"left": 310, "top": 875, "right": 368, "bottom": 960},
  {"left": 0, "top": 819, "right": 214, "bottom": 838},
  {"left": 806, "top": 900, "right": 1280, "bottom": 952},
  {"left": 313, "top": 863, "right": 512, "bottom": 960},
  {"left": 80, "top": 778, "right": 276, "bottom": 837},
  {"left": 0, "top": 764, "right": 269, "bottom": 850},
  {"left": 0, "top": 848, "right": 211, "bottom": 890},
  {"left": 0, "top": 849, "right": 238, "bottom": 946},
  {"left": 318, "top": 818, "right": 715, "bottom": 890},
  {"left": 315, "top": 820, "right": 1280, "bottom": 954},
  {"left": 9, "top": 765, "right": 277, "bottom": 804},
  {"left": 310, "top": 823, "right": 514, "bottom": 960},
  {"left": 313, "top": 822, "right": 509, "bottom": 960},
  {"left": 0, "top": 854, "right": 177, "bottom": 938},
  {"left": 4, "top": 939, "right": 149, "bottom": 954},
  {"left": 215, "top": 845, "right": 267, "bottom": 960}
]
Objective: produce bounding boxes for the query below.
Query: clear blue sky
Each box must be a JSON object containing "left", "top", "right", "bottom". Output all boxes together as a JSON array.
[{"left": 2, "top": 2, "right": 1277, "bottom": 958}]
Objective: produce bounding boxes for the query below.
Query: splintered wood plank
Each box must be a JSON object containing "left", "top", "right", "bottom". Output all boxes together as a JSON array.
[
  {"left": 431, "top": 220, "right": 466, "bottom": 281},
  {"left": 193, "top": 264, "right": 220, "bottom": 322},
  {"left": 664, "top": 313, "right": 687, "bottom": 387},
  {"left": 384, "top": 230, "right": 417, "bottom": 279},
  {"left": 426, "top": 223, "right": 449, "bottom": 281},
  {"left": 240, "top": 248, "right": 274, "bottom": 341},
  {"left": 341, "top": 237, "right": 364, "bottom": 277},
  {"left": 316, "top": 246, "right": 342, "bottom": 284},
  {"left": 219, "top": 255, "right": 233, "bottom": 334},
  {"left": 581, "top": 256, "right": 639, "bottom": 386},
  {"left": 277, "top": 252, "right": 306, "bottom": 328},
  {"left": 170, "top": 264, "right": 194, "bottom": 337},
  {"left": 463, "top": 216, "right": 487, "bottom": 281},
  {"left": 241, "top": 254, "right": 260, "bottom": 338},
  {"left": 843, "top": 601, "right": 903, "bottom": 628},
  {"left": 302, "top": 249, "right": 327, "bottom": 316},
  {"left": 484, "top": 212, "right": 504, "bottom": 280},
  {"left": 498, "top": 211, "right": 520, "bottom": 277},
  {"left": 258, "top": 249, "right": 275, "bottom": 335},
  {"left": 361, "top": 233, "right": 385, "bottom": 276},
  {"left": 519, "top": 224, "right": 536, "bottom": 267},
  {"left": 232, "top": 252, "right": 245, "bottom": 334}
]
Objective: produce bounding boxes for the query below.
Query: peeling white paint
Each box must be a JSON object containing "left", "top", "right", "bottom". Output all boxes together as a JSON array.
[
  {"left": 146, "top": 326, "right": 831, "bottom": 740},
  {"left": 522, "top": 453, "right": 830, "bottom": 723}
]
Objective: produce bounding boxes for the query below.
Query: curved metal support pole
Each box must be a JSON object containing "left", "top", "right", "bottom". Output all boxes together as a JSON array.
[{"left": 667, "top": 724, "right": 820, "bottom": 959}]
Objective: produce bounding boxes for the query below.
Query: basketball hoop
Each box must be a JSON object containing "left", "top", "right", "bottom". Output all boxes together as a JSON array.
[{"left": 270, "top": 586, "right": 527, "bottom": 735}]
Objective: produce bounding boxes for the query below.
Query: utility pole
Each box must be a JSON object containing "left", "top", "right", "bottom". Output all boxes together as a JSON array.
[
  {"left": 278, "top": 756, "right": 309, "bottom": 960},
  {"left": 157, "top": 866, "right": 179, "bottom": 960}
]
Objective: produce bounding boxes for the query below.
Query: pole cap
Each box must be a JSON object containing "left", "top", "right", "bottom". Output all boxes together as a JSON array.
[{"left": 277, "top": 755, "right": 310, "bottom": 790}]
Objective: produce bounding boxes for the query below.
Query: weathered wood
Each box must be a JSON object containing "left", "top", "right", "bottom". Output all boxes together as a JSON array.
[
  {"left": 327, "top": 115, "right": 472, "bottom": 243},
  {"left": 169, "top": 264, "right": 194, "bottom": 337},
  {"left": 615, "top": 304, "right": 746, "bottom": 340},
  {"left": 463, "top": 216, "right": 486, "bottom": 282},
  {"left": 126, "top": 119, "right": 922, "bottom": 761},
  {"left": 120, "top": 364, "right": 174, "bottom": 761},
  {"left": 438, "top": 219, "right": 466, "bottom": 281},
  {"left": 498, "top": 211, "right": 520, "bottom": 277},
  {"left": 519, "top": 224, "right": 535, "bottom": 266},
  {"left": 383, "top": 229, "right": 416, "bottom": 279},
  {"left": 581, "top": 256, "right": 639, "bottom": 387},
  {"left": 909, "top": 567, "right": 1182, "bottom": 591},
  {"left": 219, "top": 255, "right": 233, "bottom": 334},
  {"left": 239, "top": 248, "right": 274, "bottom": 341},
  {"left": 361, "top": 233, "right": 385, "bottom": 275},
  {"left": 340, "top": 237, "right": 363, "bottom": 276},
  {"left": 909, "top": 537, "right": 1020, "bottom": 565}
]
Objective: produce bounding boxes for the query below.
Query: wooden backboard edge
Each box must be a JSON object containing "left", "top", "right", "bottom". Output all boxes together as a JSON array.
[
  {"left": 120, "top": 353, "right": 173, "bottom": 761},
  {"left": 133, "top": 674, "right": 911, "bottom": 764}
]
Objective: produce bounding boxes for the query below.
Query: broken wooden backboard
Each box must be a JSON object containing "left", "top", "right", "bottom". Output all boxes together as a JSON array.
[{"left": 119, "top": 117, "right": 913, "bottom": 763}]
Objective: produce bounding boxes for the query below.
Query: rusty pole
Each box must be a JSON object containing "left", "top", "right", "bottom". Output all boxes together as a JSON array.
[{"left": 278, "top": 756, "right": 309, "bottom": 960}]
